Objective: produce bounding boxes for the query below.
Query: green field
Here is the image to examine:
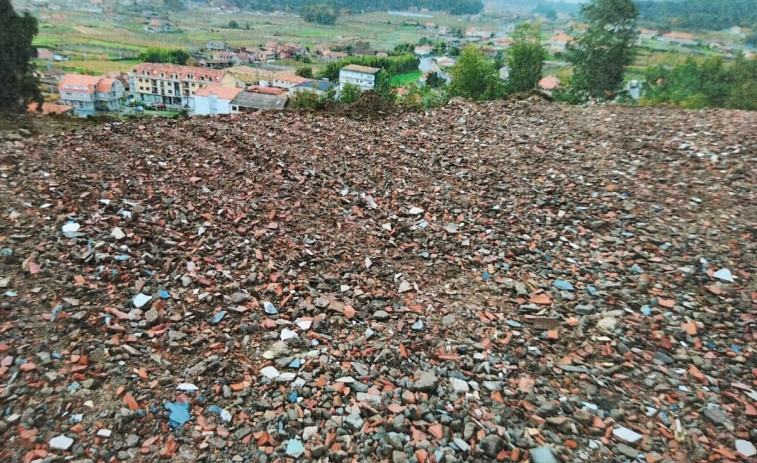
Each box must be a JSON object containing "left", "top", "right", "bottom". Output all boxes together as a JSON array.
[
  {"left": 25, "top": 8, "right": 501, "bottom": 75},
  {"left": 391, "top": 71, "right": 422, "bottom": 87}
]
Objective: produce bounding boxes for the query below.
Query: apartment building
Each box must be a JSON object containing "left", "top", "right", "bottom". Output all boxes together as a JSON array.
[{"left": 128, "top": 63, "right": 225, "bottom": 107}]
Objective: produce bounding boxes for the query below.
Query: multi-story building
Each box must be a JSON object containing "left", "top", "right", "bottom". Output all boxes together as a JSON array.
[
  {"left": 128, "top": 63, "right": 225, "bottom": 107},
  {"left": 58, "top": 73, "right": 124, "bottom": 116},
  {"left": 338, "top": 64, "right": 381, "bottom": 93}
]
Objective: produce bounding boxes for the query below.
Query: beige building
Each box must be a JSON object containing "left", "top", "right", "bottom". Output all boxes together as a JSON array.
[{"left": 128, "top": 63, "right": 225, "bottom": 107}]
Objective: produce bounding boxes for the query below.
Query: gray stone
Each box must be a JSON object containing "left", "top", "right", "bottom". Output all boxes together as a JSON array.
[
  {"left": 168, "top": 330, "right": 186, "bottom": 341},
  {"left": 479, "top": 435, "right": 506, "bottom": 458},
  {"left": 392, "top": 451, "right": 409, "bottom": 463},
  {"left": 145, "top": 308, "right": 159, "bottom": 324},
  {"left": 536, "top": 402, "right": 559, "bottom": 417},
  {"left": 616, "top": 443, "right": 639, "bottom": 458},
  {"left": 234, "top": 426, "right": 251, "bottom": 440},
  {"left": 449, "top": 377, "right": 469, "bottom": 393},
  {"left": 412, "top": 371, "right": 438, "bottom": 393},
  {"left": 373, "top": 310, "right": 390, "bottom": 320},
  {"left": 703, "top": 405, "right": 730, "bottom": 427},
  {"left": 125, "top": 434, "right": 140, "bottom": 447},
  {"left": 344, "top": 410, "right": 364, "bottom": 430}
]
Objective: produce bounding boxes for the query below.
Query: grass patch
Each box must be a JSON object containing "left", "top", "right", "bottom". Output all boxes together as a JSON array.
[{"left": 390, "top": 71, "right": 421, "bottom": 87}]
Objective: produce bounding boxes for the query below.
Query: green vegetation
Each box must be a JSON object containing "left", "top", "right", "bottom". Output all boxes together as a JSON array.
[
  {"left": 566, "top": 0, "right": 639, "bottom": 101},
  {"left": 137, "top": 48, "right": 190, "bottom": 65},
  {"left": 448, "top": 46, "right": 504, "bottom": 101},
  {"left": 390, "top": 71, "right": 421, "bottom": 87},
  {"left": 302, "top": 5, "right": 337, "bottom": 26},
  {"left": 643, "top": 55, "right": 757, "bottom": 110},
  {"left": 340, "top": 83, "right": 361, "bottom": 103},
  {"left": 295, "top": 66, "right": 314, "bottom": 78},
  {"left": 397, "top": 83, "right": 449, "bottom": 110},
  {"left": 637, "top": 0, "right": 757, "bottom": 30},
  {"left": 505, "top": 23, "right": 546, "bottom": 93},
  {"left": 1, "top": 0, "right": 42, "bottom": 113},
  {"left": 318, "top": 55, "right": 418, "bottom": 81},
  {"left": 223, "top": 0, "right": 483, "bottom": 15}
]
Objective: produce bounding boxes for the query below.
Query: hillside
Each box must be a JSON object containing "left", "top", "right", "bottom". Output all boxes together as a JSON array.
[{"left": 1, "top": 100, "right": 756, "bottom": 462}]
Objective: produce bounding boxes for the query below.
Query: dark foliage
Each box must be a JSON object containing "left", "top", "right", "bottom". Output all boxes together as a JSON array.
[{"left": 0, "top": 0, "right": 42, "bottom": 113}]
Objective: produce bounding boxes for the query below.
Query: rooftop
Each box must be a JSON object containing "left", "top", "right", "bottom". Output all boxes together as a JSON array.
[{"left": 341, "top": 64, "right": 381, "bottom": 74}]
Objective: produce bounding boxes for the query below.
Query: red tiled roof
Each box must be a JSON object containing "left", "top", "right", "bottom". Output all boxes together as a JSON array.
[
  {"left": 247, "top": 86, "right": 287, "bottom": 95},
  {"left": 539, "top": 76, "right": 560, "bottom": 90},
  {"left": 27, "top": 102, "right": 74, "bottom": 115},
  {"left": 131, "top": 63, "right": 225, "bottom": 83},
  {"left": 97, "top": 78, "right": 117, "bottom": 93},
  {"left": 551, "top": 34, "right": 574, "bottom": 42},
  {"left": 663, "top": 32, "right": 695, "bottom": 40},
  {"left": 194, "top": 85, "right": 242, "bottom": 100},
  {"left": 59, "top": 74, "right": 102, "bottom": 93}
]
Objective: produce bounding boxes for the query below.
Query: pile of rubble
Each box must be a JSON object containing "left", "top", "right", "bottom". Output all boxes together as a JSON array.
[{"left": 0, "top": 100, "right": 756, "bottom": 463}]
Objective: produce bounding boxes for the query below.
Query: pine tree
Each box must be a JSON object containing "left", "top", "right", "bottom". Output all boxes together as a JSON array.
[
  {"left": 566, "top": 0, "right": 638, "bottom": 100},
  {"left": 0, "top": 0, "right": 42, "bottom": 113}
]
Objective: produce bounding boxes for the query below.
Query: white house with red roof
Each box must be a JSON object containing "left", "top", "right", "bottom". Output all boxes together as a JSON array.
[
  {"left": 193, "top": 86, "right": 242, "bottom": 115},
  {"left": 58, "top": 73, "right": 124, "bottom": 115}
]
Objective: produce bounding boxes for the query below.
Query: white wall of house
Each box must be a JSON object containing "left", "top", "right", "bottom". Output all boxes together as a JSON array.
[
  {"left": 339, "top": 69, "right": 376, "bottom": 92},
  {"left": 194, "top": 94, "right": 234, "bottom": 115}
]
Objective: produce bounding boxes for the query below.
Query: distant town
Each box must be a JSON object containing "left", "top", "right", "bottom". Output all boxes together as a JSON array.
[{"left": 14, "top": 0, "right": 757, "bottom": 116}]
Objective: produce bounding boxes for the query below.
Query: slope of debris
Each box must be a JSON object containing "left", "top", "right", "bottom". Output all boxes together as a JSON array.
[{"left": 1, "top": 100, "right": 756, "bottom": 463}]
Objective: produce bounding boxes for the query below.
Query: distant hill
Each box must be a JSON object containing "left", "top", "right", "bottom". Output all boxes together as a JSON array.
[{"left": 637, "top": 0, "right": 757, "bottom": 30}]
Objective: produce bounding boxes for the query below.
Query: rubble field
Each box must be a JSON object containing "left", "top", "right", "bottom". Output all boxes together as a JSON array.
[{"left": 0, "top": 99, "right": 756, "bottom": 463}]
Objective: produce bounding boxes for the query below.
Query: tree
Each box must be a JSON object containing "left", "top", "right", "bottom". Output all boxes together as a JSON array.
[
  {"left": 302, "top": 5, "right": 337, "bottom": 25},
  {"left": 340, "top": 83, "right": 361, "bottom": 103},
  {"left": 0, "top": 0, "right": 42, "bottom": 113},
  {"left": 426, "top": 72, "right": 446, "bottom": 89},
  {"left": 448, "top": 45, "right": 504, "bottom": 101},
  {"left": 566, "top": 0, "right": 638, "bottom": 100},
  {"left": 296, "top": 66, "right": 314, "bottom": 78},
  {"left": 506, "top": 23, "right": 546, "bottom": 93},
  {"left": 374, "top": 70, "right": 393, "bottom": 101},
  {"left": 228, "top": 20, "right": 240, "bottom": 29},
  {"left": 138, "top": 48, "right": 189, "bottom": 65}
]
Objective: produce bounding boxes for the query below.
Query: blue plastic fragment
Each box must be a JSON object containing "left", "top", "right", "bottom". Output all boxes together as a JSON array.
[
  {"left": 158, "top": 289, "right": 170, "bottom": 299},
  {"left": 144, "top": 269, "right": 154, "bottom": 276},
  {"left": 207, "top": 405, "right": 222, "bottom": 415},
  {"left": 731, "top": 345, "right": 742, "bottom": 353},
  {"left": 552, "top": 279, "right": 574, "bottom": 291},
  {"left": 482, "top": 272, "right": 491, "bottom": 280},
  {"left": 51, "top": 305, "right": 63, "bottom": 322},
  {"left": 210, "top": 311, "right": 226, "bottom": 324},
  {"left": 1, "top": 248, "right": 12, "bottom": 256},
  {"left": 289, "top": 358, "right": 302, "bottom": 369},
  {"left": 640, "top": 305, "right": 652, "bottom": 316},
  {"left": 165, "top": 401, "right": 191, "bottom": 428},
  {"left": 67, "top": 382, "right": 81, "bottom": 392},
  {"left": 631, "top": 264, "right": 644, "bottom": 275},
  {"left": 51, "top": 352, "right": 62, "bottom": 359},
  {"left": 586, "top": 286, "right": 598, "bottom": 295},
  {"left": 4, "top": 291, "right": 17, "bottom": 297},
  {"left": 285, "top": 439, "right": 305, "bottom": 458},
  {"left": 288, "top": 391, "right": 298, "bottom": 403},
  {"left": 706, "top": 341, "right": 715, "bottom": 349},
  {"left": 115, "top": 255, "right": 130, "bottom": 261}
]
